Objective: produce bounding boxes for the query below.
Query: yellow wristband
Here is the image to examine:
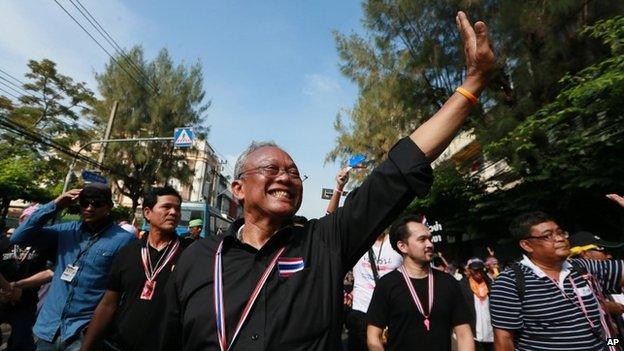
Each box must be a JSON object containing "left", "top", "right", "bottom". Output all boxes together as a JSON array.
[{"left": 455, "top": 86, "right": 478, "bottom": 105}]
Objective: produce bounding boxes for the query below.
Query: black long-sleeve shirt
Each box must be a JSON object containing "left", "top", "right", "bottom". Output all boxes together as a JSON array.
[{"left": 157, "top": 137, "right": 433, "bottom": 351}]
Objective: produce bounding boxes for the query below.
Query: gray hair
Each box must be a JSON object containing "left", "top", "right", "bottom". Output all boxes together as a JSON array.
[{"left": 233, "top": 141, "right": 280, "bottom": 179}]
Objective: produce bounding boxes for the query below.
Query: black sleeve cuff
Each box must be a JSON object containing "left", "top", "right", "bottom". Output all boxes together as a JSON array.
[{"left": 387, "top": 137, "right": 433, "bottom": 197}]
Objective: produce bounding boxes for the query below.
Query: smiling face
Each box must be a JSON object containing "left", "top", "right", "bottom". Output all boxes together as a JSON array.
[
  {"left": 231, "top": 146, "right": 303, "bottom": 221},
  {"left": 143, "top": 195, "right": 181, "bottom": 235}
]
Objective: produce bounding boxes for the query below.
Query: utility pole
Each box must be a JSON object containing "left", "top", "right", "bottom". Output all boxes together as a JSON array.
[{"left": 97, "top": 100, "right": 118, "bottom": 165}]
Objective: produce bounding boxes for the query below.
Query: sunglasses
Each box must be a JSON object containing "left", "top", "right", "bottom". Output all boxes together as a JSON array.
[{"left": 79, "top": 198, "right": 107, "bottom": 208}]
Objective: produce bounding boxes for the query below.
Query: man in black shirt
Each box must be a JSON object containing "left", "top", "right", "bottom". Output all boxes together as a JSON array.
[
  {"left": 158, "top": 11, "right": 494, "bottom": 351},
  {"left": 0, "top": 206, "right": 54, "bottom": 351},
  {"left": 0, "top": 236, "right": 54, "bottom": 351},
  {"left": 80, "top": 186, "right": 189, "bottom": 351},
  {"left": 367, "top": 215, "right": 473, "bottom": 351}
]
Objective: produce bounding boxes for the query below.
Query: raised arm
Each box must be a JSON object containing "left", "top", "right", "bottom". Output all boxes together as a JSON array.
[
  {"left": 320, "top": 11, "right": 495, "bottom": 269},
  {"left": 326, "top": 167, "right": 350, "bottom": 215},
  {"left": 9, "top": 189, "right": 82, "bottom": 247},
  {"left": 410, "top": 11, "right": 494, "bottom": 161}
]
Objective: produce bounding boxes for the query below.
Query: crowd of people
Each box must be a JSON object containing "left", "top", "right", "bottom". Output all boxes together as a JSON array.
[{"left": 0, "top": 10, "right": 622, "bottom": 351}]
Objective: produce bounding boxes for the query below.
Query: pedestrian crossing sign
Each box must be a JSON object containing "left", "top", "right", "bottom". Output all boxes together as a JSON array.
[{"left": 174, "top": 127, "right": 194, "bottom": 148}]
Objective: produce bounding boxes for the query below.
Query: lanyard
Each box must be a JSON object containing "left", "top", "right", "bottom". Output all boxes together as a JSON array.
[
  {"left": 399, "top": 265, "right": 434, "bottom": 331},
  {"left": 545, "top": 274, "right": 611, "bottom": 340},
  {"left": 140, "top": 238, "right": 180, "bottom": 282},
  {"left": 72, "top": 224, "right": 111, "bottom": 266},
  {"left": 214, "top": 239, "right": 286, "bottom": 351}
]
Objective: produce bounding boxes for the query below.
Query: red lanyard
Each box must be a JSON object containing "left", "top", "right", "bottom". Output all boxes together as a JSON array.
[
  {"left": 214, "top": 239, "right": 286, "bottom": 351},
  {"left": 139, "top": 239, "right": 180, "bottom": 300},
  {"left": 399, "top": 265, "right": 434, "bottom": 331},
  {"left": 545, "top": 274, "right": 610, "bottom": 338},
  {"left": 141, "top": 239, "right": 179, "bottom": 280}
]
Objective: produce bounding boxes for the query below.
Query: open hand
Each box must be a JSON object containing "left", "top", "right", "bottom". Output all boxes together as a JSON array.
[
  {"left": 54, "top": 189, "right": 82, "bottom": 209},
  {"left": 335, "top": 168, "right": 350, "bottom": 190},
  {"left": 456, "top": 11, "right": 495, "bottom": 81}
]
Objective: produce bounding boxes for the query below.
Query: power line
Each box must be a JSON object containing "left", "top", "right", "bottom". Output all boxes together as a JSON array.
[
  {"left": 0, "top": 75, "right": 30, "bottom": 97},
  {"left": 0, "top": 86, "right": 21, "bottom": 101},
  {"left": 68, "top": 0, "right": 157, "bottom": 92},
  {"left": 0, "top": 80, "right": 27, "bottom": 99},
  {"left": 0, "top": 116, "right": 134, "bottom": 183},
  {"left": 52, "top": 0, "right": 157, "bottom": 94},
  {"left": 0, "top": 67, "right": 95, "bottom": 113},
  {"left": 0, "top": 69, "right": 28, "bottom": 87}
]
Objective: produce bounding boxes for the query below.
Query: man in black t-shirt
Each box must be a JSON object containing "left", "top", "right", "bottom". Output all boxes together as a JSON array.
[
  {"left": 367, "top": 215, "right": 474, "bottom": 351},
  {"left": 80, "top": 186, "right": 190, "bottom": 351},
  {"left": 0, "top": 208, "right": 55, "bottom": 351}
]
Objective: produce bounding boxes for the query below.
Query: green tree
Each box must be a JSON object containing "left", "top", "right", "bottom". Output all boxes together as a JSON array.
[
  {"left": 94, "top": 46, "right": 210, "bottom": 211},
  {"left": 486, "top": 15, "right": 624, "bottom": 235},
  {"left": 0, "top": 59, "right": 97, "bottom": 216},
  {"left": 0, "top": 146, "right": 54, "bottom": 224},
  {"left": 0, "top": 59, "right": 97, "bottom": 182},
  {"left": 328, "top": 0, "right": 624, "bottom": 165}
]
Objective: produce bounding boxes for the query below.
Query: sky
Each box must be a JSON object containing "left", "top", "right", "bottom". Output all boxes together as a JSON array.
[{"left": 0, "top": 0, "right": 366, "bottom": 218}]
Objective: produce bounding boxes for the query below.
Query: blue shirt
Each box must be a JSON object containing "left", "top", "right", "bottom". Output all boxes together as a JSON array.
[{"left": 11, "top": 201, "right": 135, "bottom": 342}]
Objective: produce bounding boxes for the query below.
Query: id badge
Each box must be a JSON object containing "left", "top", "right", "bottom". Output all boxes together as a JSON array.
[
  {"left": 140, "top": 280, "right": 156, "bottom": 300},
  {"left": 61, "top": 265, "right": 79, "bottom": 282},
  {"left": 576, "top": 285, "right": 592, "bottom": 297}
]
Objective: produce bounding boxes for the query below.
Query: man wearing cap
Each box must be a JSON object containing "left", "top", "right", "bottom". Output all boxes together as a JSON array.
[
  {"left": 80, "top": 186, "right": 190, "bottom": 351},
  {"left": 11, "top": 184, "right": 135, "bottom": 351},
  {"left": 186, "top": 218, "right": 203, "bottom": 240},
  {"left": 460, "top": 258, "right": 494, "bottom": 351},
  {"left": 569, "top": 231, "right": 624, "bottom": 261},
  {"left": 569, "top": 231, "right": 624, "bottom": 341}
]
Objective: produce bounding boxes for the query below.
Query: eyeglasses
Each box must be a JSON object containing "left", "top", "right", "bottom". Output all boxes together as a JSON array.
[
  {"left": 79, "top": 198, "right": 107, "bottom": 208},
  {"left": 525, "top": 229, "right": 569, "bottom": 242},
  {"left": 237, "top": 165, "right": 301, "bottom": 180}
]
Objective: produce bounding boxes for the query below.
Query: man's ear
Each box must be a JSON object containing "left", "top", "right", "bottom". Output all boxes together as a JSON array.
[
  {"left": 231, "top": 180, "right": 244, "bottom": 203},
  {"left": 397, "top": 240, "right": 409, "bottom": 255},
  {"left": 519, "top": 239, "right": 534, "bottom": 254},
  {"left": 143, "top": 207, "right": 152, "bottom": 224}
]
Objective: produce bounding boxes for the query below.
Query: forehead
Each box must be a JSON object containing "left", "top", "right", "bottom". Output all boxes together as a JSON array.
[
  {"left": 530, "top": 220, "right": 560, "bottom": 234},
  {"left": 246, "top": 146, "right": 296, "bottom": 166},
  {"left": 405, "top": 221, "right": 431, "bottom": 238},
  {"left": 154, "top": 194, "right": 181, "bottom": 207}
]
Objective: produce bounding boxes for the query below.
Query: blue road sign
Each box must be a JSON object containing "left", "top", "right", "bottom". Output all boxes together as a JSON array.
[
  {"left": 82, "top": 170, "right": 108, "bottom": 184},
  {"left": 174, "top": 127, "right": 194, "bottom": 148}
]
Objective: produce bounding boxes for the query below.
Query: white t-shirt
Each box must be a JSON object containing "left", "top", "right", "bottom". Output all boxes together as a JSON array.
[
  {"left": 352, "top": 235, "right": 403, "bottom": 313},
  {"left": 474, "top": 295, "right": 494, "bottom": 342}
]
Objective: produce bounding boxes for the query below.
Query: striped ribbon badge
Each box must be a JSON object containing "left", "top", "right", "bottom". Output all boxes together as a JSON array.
[
  {"left": 399, "top": 265, "right": 434, "bottom": 331},
  {"left": 214, "top": 240, "right": 286, "bottom": 351}
]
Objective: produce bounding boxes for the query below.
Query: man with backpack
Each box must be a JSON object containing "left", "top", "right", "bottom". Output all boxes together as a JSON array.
[{"left": 490, "top": 211, "right": 623, "bottom": 351}]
